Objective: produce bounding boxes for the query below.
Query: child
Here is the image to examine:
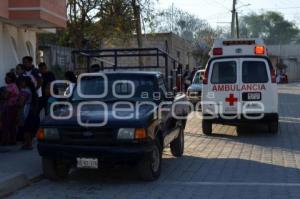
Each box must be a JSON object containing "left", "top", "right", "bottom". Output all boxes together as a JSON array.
[{"left": 1, "top": 72, "right": 19, "bottom": 145}]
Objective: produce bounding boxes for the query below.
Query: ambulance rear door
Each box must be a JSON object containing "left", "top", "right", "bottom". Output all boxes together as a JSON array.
[
  {"left": 206, "top": 58, "right": 241, "bottom": 117},
  {"left": 240, "top": 58, "right": 277, "bottom": 114}
]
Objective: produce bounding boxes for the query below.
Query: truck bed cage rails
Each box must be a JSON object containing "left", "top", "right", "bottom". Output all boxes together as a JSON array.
[{"left": 72, "top": 48, "right": 183, "bottom": 90}]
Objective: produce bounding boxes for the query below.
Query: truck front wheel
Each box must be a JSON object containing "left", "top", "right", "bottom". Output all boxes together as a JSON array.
[
  {"left": 137, "top": 139, "right": 162, "bottom": 181},
  {"left": 170, "top": 121, "right": 185, "bottom": 157},
  {"left": 42, "top": 157, "right": 70, "bottom": 181}
]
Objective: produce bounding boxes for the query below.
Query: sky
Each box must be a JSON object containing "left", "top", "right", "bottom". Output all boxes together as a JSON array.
[{"left": 157, "top": 0, "right": 300, "bottom": 28}]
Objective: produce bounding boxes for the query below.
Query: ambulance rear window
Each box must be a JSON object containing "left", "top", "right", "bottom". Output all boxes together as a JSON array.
[
  {"left": 242, "top": 61, "right": 268, "bottom": 83},
  {"left": 211, "top": 61, "right": 237, "bottom": 84}
]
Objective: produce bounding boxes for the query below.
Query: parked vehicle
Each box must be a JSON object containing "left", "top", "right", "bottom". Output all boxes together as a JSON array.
[
  {"left": 37, "top": 49, "right": 190, "bottom": 181},
  {"left": 201, "top": 39, "right": 279, "bottom": 135},
  {"left": 187, "top": 69, "right": 204, "bottom": 106}
]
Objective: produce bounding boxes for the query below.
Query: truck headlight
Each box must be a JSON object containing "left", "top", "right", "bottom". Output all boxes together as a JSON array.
[
  {"left": 44, "top": 128, "right": 60, "bottom": 140},
  {"left": 117, "top": 128, "right": 135, "bottom": 139},
  {"left": 189, "top": 91, "right": 198, "bottom": 96},
  {"left": 117, "top": 128, "right": 147, "bottom": 140}
]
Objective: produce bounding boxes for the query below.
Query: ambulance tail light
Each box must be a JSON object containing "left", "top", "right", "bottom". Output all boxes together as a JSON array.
[
  {"left": 254, "top": 45, "right": 265, "bottom": 55},
  {"left": 213, "top": 48, "right": 223, "bottom": 56}
]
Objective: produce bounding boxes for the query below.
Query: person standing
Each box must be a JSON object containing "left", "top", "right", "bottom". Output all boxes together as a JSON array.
[
  {"left": 64, "top": 71, "right": 77, "bottom": 96},
  {"left": 17, "top": 77, "right": 38, "bottom": 149},
  {"left": 183, "top": 65, "right": 191, "bottom": 91},
  {"left": 38, "top": 62, "right": 56, "bottom": 115},
  {"left": 21, "top": 56, "right": 42, "bottom": 141},
  {"left": 22, "top": 56, "right": 42, "bottom": 97},
  {"left": 15, "top": 64, "right": 25, "bottom": 78},
  {"left": 1, "top": 72, "right": 19, "bottom": 145}
]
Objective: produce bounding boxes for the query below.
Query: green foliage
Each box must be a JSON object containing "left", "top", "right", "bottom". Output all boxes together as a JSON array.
[
  {"left": 39, "top": 0, "right": 157, "bottom": 49},
  {"left": 240, "top": 11, "right": 300, "bottom": 44}
]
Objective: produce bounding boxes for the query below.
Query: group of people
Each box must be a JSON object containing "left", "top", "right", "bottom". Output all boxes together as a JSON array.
[
  {"left": 176, "top": 64, "right": 198, "bottom": 92},
  {"left": 0, "top": 56, "right": 59, "bottom": 149}
]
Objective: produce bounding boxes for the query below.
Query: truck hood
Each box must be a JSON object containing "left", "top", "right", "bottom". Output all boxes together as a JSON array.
[{"left": 41, "top": 102, "right": 157, "bottom": 128}]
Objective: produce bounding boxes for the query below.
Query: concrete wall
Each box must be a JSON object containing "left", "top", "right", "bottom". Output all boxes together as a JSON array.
[
  {"left": 38, "top": 44, "right": 73, "bottom": 69},
  {"left": 0, "top": 21, "right": 36, "bottom": 86},
  {"left": 268, "top": 45, "right": 300, "bottom": 82},
  {"left": 102, "top": 33, "right": 196, "bottom": 70}
]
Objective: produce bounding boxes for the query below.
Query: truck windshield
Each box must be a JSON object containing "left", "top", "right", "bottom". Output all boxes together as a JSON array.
[
  {"left": 193, "top": 72, "right": 202, "bottom": 84},
  {"left": 72, "top": 74, "right": 156, "bottom": 102}
]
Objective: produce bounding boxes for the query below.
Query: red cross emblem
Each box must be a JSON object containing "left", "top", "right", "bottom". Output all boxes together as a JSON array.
[{"left": 225, "top": 93, "right": 238, "bottom": 106}]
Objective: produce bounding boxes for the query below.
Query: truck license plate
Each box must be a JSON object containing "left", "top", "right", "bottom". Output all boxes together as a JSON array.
[{"left": 76, "top": 158, "right": 98, "bottom": 169}]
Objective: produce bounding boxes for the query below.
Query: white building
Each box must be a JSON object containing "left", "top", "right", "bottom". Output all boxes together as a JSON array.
[{"left": 0, "top": 0, "right": 67, "bottom": 86}]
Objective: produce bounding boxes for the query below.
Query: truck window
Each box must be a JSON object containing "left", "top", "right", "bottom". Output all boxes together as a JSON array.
[
  {"left": 193, "top": 72, "right": 202, "bottom": 84},
  {"left": 242, "top": 61, "right": 268, "bottom": 83},
  {"left": 211, "top": 61, "right": 237, "bottom": 84}
]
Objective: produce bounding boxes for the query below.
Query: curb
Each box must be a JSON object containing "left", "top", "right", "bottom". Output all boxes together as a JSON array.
[{"left": 0, "top": 173, "right": 29, "bottom": 198}]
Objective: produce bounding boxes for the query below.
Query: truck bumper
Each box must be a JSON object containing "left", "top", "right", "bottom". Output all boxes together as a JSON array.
[{"left": 38, "top": 142, "right": 155, "bottom": 164}]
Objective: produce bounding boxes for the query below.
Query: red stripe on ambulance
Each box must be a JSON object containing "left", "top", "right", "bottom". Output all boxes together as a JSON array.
[{"left": 212, "top": 84, "right": 266, "bottom": 92}]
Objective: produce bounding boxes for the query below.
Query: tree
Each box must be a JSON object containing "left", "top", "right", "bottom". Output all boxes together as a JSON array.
[
  {"left": 39, "top": 0, "right": 156, "bottom": 49},
  {"left": 67, "top": 0, "right": 103, "bottom": 48},
  {"left": 239, "top": 11, "right": 300, "bottom": 44},
  {"left": 153, "top": 6, "right": 208, "bottom": 42},
  {"left": 193, "top": 27, "right": 227, "bottom": 66}
]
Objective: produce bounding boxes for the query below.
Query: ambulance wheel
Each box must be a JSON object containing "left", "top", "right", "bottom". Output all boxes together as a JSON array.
[
  {"left": 268, "top": 121, "right": 278, "bottom": 134},
  {"left": 202, "top": 120, "right": 212, "bottom": 135}
]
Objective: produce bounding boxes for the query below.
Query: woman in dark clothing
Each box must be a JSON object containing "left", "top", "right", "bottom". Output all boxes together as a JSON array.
[
  {"left": 1, "top": 72, "right": 19, "bottom": 145},
  {"left": 17, "top": 77, "right": 39, "bottom": 149}
]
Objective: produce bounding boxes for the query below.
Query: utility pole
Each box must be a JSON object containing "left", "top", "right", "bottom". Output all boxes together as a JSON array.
[
  {"left": 171, "top": 3, "right": 174, "bottom": 32},
  {"left": 231, "top": 0, "right": 237, "bottom": 38},
  {"left": 236, "top": 12, "right": 240, "bottom": 38}
]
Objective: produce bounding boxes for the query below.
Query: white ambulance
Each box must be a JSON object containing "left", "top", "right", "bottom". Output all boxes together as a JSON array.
[{"left": 201, "top": 38, "right": 278, "bottom": 135}]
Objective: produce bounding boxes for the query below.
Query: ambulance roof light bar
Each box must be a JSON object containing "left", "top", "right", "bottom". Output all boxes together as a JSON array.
[
  {"left": 223, "top": 40, "right": 255, "bottom": 46},
  {"left": 213, "top": 48, "right": 223, "bottom": 56},
  {"left": 254, "top": 45, "right": 265, "bottom": 55}
]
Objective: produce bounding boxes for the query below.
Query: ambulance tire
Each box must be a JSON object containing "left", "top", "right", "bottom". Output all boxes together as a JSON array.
[
  {"left": 268, "top": 121, "right": 279, "bottom": 134},
  {"left": 202, "top": 120, "right": 212, "bottom": 135}
]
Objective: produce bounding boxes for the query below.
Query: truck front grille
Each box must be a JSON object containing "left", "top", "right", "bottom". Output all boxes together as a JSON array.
[{"left": 60, "top": 128, "right": 115, "bottom": 145}]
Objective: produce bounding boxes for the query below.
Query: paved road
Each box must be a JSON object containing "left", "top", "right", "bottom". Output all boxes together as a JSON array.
[{"left": 7, "top": 84, "right": 300, "bottom": 199}]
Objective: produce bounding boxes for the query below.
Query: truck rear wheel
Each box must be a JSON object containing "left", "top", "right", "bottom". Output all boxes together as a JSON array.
[
  {"left": 137, "top": 139, "right": 162, "bottom": 181},
  {"left": 202, "top": 120, "right": 212, "bottom": 135},
  {"left": 42, "top": 157, "right": 70, "bottom": 181},
  {"left": 170, "top": 121, "right": 185, "bottom": 157},
  {"left": 268, "top": 121, "right": 279, "bottom": 134}
]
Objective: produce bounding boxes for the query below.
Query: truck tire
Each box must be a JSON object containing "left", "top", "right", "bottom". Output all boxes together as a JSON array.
[
  {"left": 42, "top": 157, "right": 70, "bottom": 181},
  {"left": 268, "top": 121, "right": 278, "bottom": 134},
  {"left": 137, "top": 139, "right": 162, "bottom": 181},
  {"left": 170, "top": 121, "right": 185, "bottom": 157},
  {"left": 202, "top": 120, "right": 212, "bottom": 135}
]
